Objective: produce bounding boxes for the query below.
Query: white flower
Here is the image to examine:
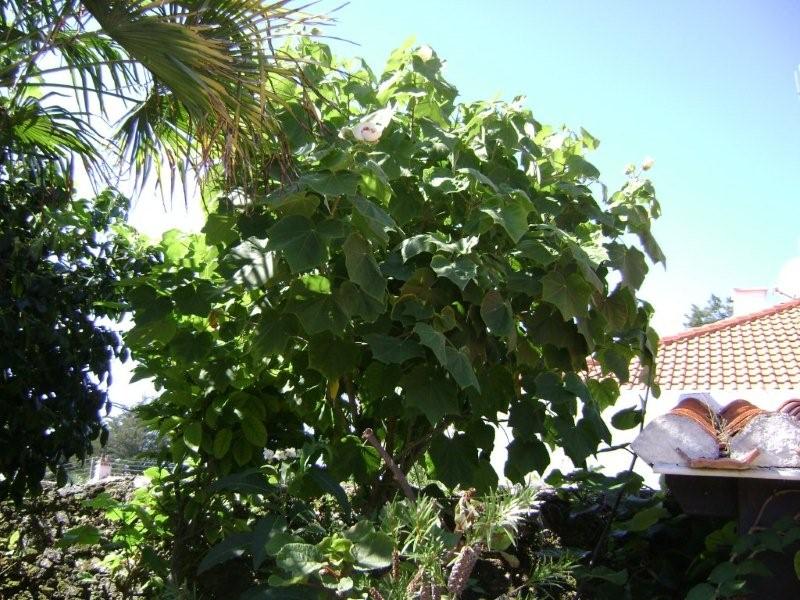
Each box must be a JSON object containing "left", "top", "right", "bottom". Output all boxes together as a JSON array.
[
  {"left": 641, "top": 156, "right": 655, "bottom": 171},
  {"left": 623, "top": 163, "right": 636, "bottom": 175},
  {"left": 263, "top": 449, "right": 275, "bottom": 461},
  {"left": 347, "top": 106, "right": 394, "bottom": 143}
]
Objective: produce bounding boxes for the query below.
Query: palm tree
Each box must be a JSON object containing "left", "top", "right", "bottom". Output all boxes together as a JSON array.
[{"left": 0, "top": 0, "right": 323, "bottom": 193}]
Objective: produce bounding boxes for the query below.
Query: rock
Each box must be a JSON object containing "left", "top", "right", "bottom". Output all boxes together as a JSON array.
[
  {"left": 631, "top": 413, "right": 720, "bottom": 466},
  {"left": 729, "top": 413, "right": 800, "bottom": 467}
]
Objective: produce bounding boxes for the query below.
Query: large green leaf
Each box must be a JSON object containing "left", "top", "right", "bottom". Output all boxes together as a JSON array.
[
  {"left": 480, "top": 290, "right": 516, "bottom": 338},
  {"left": 308, "top": 333, "right": 361, "bottom": 379},
  {"left": 504, "top": 438, "right": 549, "bottom": 483},
  {"left": 364, "top": 333, "right": 424, "bottom": 364},
  {"left": 444, "top": 347, "right": 480, "bottom": 391},
  {"left": 198, "top": 532, "right": 251, "bottom": 574},
  {"left": 343, "top": 233, "right": 386, "bottom": 300},
  {"left": 350, "top": 530, "right": 394, "bottom": 571},
  {"left": 183, "top": 421, "right": 202, "bottom": 453},
  {"left": 289, "top": 296, "right": 349, "bottom": 336},
  {"left": 430, "top": 254, "right": 477, "bottom": 290},
  {"left": 413, "top": 323, "right": 479, "bottom": 390},
  {"left": 241, "top": 418, "right": 267, "bottom": 448},
  {"left": 611, "top": 406, "right": 643, "bottom": 430},
  {"left": 413, "top": 322, "right": 448, "bottom": 365},
  {"left": 239, "top": 586, "right": 320, "bottom": 600},
  {"left": 266, "top": 215, "right": 327, "bottom": 273},
  {"left": 350, "top": 195, "right": 397, "bottom": 244},
  {"left": 481, "top": 192, "right": 533, "bottom": 243},
  {"left": 608, "top": 242, "right": 647, "bottom": 290},
  {"left": 251, "top": 516, "right": 296, "bottom": 568},
  {"left": 210, "top": 470, "right": 275, "bottom": 495},
  {"left": 400, "top": 364, "right": 458, "bottom": 425},
  {"left": 276, "top": 543, "right": 326, "bottom": 578},
  {"left": 429, "top": 434, "right": 479, "bottom": 488},
  {"left": 302, "top": 171, "right": 360, "bottom": 197},
  {"left": 212, "top": 428, "right": 233, "bottom": 459},
  {"left": 541, "top": 271, "right": 592, "bottom": 319}
]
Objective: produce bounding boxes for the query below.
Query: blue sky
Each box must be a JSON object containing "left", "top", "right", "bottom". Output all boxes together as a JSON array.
[{"left": 316, "top": 0, "right": 800, "bottom": 333}]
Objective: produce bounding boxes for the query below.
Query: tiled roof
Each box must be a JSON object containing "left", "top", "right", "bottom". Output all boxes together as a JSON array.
[{"left": 611, "top": 298, "right": 800, "bottom": 390}]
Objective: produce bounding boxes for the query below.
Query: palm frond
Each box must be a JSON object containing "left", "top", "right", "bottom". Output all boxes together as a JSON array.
[{"left": 2, "top": 0, "right": 331, "bottom": 196}]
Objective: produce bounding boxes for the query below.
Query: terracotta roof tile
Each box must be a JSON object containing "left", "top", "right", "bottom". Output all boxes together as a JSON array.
[{"left": 590, "top": 298, "right": 800, "bottom": 390}]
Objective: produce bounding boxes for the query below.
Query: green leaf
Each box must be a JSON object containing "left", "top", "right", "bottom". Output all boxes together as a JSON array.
[
  {"left": 350, "top": 195, "right": 397, "bottom": 244},
  {"left": 173, "top": 283, "right": 213, "bottom": 317},
  {"left": 400, "top": 364, "right": 458, "bottom": 425},
  {"left": 504, "top": 438, "right": 549, "bottom": 483},
  {"left": 226, "top": 237, "right": 276, "bottom": 288},
  {"left": 516, "top": 237, "right": 558, "bottom": 266},
  {"left": 239, "top": 586, "right": 320, "bottom": 600},
  {"left": 794, "top": 550, "right": 800, "bottom": 580},
  {"left": 481, "top": 192, "right": 533, "bottom": 243},
  {"left": 213, "top": 428, "right": 233, "bottom": 459},
  {"left": 334, "top": 281, "right": 385, "bottom": 322},
  {"left": 401, "top": 234, "right": 445, "bottom": 261},
  {"left": 251, "top": 516, "right": 294, "bottom": 568},
  {"left": 210, "top": 469, "right": 275, "bottom": 495},
  {"left": 584, "top": 566, "right": 628, "bottom": 586},
  {"left": 480, "top": 291, "right": 516, "bottom": 338},
  {"left": 251, "top": 315, "right": 294, "bottom": 360},
  {"left": 303, "top": 171, "right": 360, "bottom": 197},
  {"left": 430, "top": 254, "right": 477, "bottom": 290},
  {"left": 552, "top": 417, "right": 593, "bottom": 466},
  {"left": 541, "top": 271, "right": 592, "bottom": 319},
  {"left": 597, "top": 345, "right": 632, "bottom": 382},
  {"left": 614, "top": 505, "right": 669, "bottom": 532},
  {"left": 241, "top": 418, "right": 267, "bottom": 448},
  {"left": 364, "top": 334, "right": 424, "bottom": 364},
  {"left": 508, "top": 399, "right": 546, "bottom": 438},
  {"left": 203, "top": 213, "right": 239, "bottom": 246},
  {"left": 169, "top": 331, "right": 213, "bottom": 364},
  {"left": 57, "top": 525, "right": 101, "bottom": 548},
  {"left": 276, "top": 543, "right": 326, "bottom": 578},
  {"left": 685, "top": 583, "right": 716, "bottom": 600},
  {"left": 266, "top": 215, "right": 327, "bottom": 273},
  {"left": 307, "top": 466, "right": 351, "bottom": 517},
  {"left": 198, "top": 532, "right": 251, "bottom": 574},
  {"left": 608, "top": 243, "right": 647, "bottom": 290},
  {"left": 413, "top": 322, "right": 447, "bottom": 365},
  {"left": 183, "top": 422, "right": 202, "bottom": 453},
  {"left": 308, "top": 333, "right": 361, "bottom": 379},
  {"left": 414, "top": 322, "right": 477, "bottom": 389},
  {"left": 611, "top": 406, "right": 643, "bottom": 430},
  {"left": 444, "top": 347, "right": 480, "bottom": 391},
  {"left": 429, "top": 434, "right": 479, "bottom": 488},
  {"left": 343, "top": 233, "right": 386, "bottom": 300},
  {"left": 708, "top": 562, "right": 737, "bottom": 585},
  {"left": 350, "top": 530, "right": 394, "bottom": 571},
  {"left": 290, "top": 295, "right": 349, "bottom": 336}
]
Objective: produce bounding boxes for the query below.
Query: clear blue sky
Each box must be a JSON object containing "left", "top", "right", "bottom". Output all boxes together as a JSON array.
[{"left": 318, "top": 0, "right": 800, "bottom": 334}]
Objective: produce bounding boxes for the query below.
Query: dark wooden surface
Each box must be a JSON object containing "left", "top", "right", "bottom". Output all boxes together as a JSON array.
[{"left": 665, "top": 474, "right": 800, "bottom": 599}]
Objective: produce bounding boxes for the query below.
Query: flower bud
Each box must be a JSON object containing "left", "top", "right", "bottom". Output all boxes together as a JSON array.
[{"left": 642, "top": 156, "right": 655, "bottom": 171}]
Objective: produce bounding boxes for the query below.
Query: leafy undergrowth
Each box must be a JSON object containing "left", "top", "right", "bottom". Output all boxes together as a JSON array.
[
  {"left": 0, "top": 470, "right": 739, "bottom": 600},
  {"left": 0, "top": 477, "right": 141, "bottom": 599}
]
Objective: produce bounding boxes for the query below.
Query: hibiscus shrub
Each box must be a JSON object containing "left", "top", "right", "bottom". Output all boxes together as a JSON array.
[{"left": 125, "top": 39, "right": 662, "bottom": 592}]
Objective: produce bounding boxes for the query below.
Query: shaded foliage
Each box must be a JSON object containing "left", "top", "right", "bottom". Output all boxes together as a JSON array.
[{"left": 0, "top": 166, "right": 139, "bottom": 500}]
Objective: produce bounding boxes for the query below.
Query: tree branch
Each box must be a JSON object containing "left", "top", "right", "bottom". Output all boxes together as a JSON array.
[{"left": 362, "top": 428, "right": 415, "bottom": 501}]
